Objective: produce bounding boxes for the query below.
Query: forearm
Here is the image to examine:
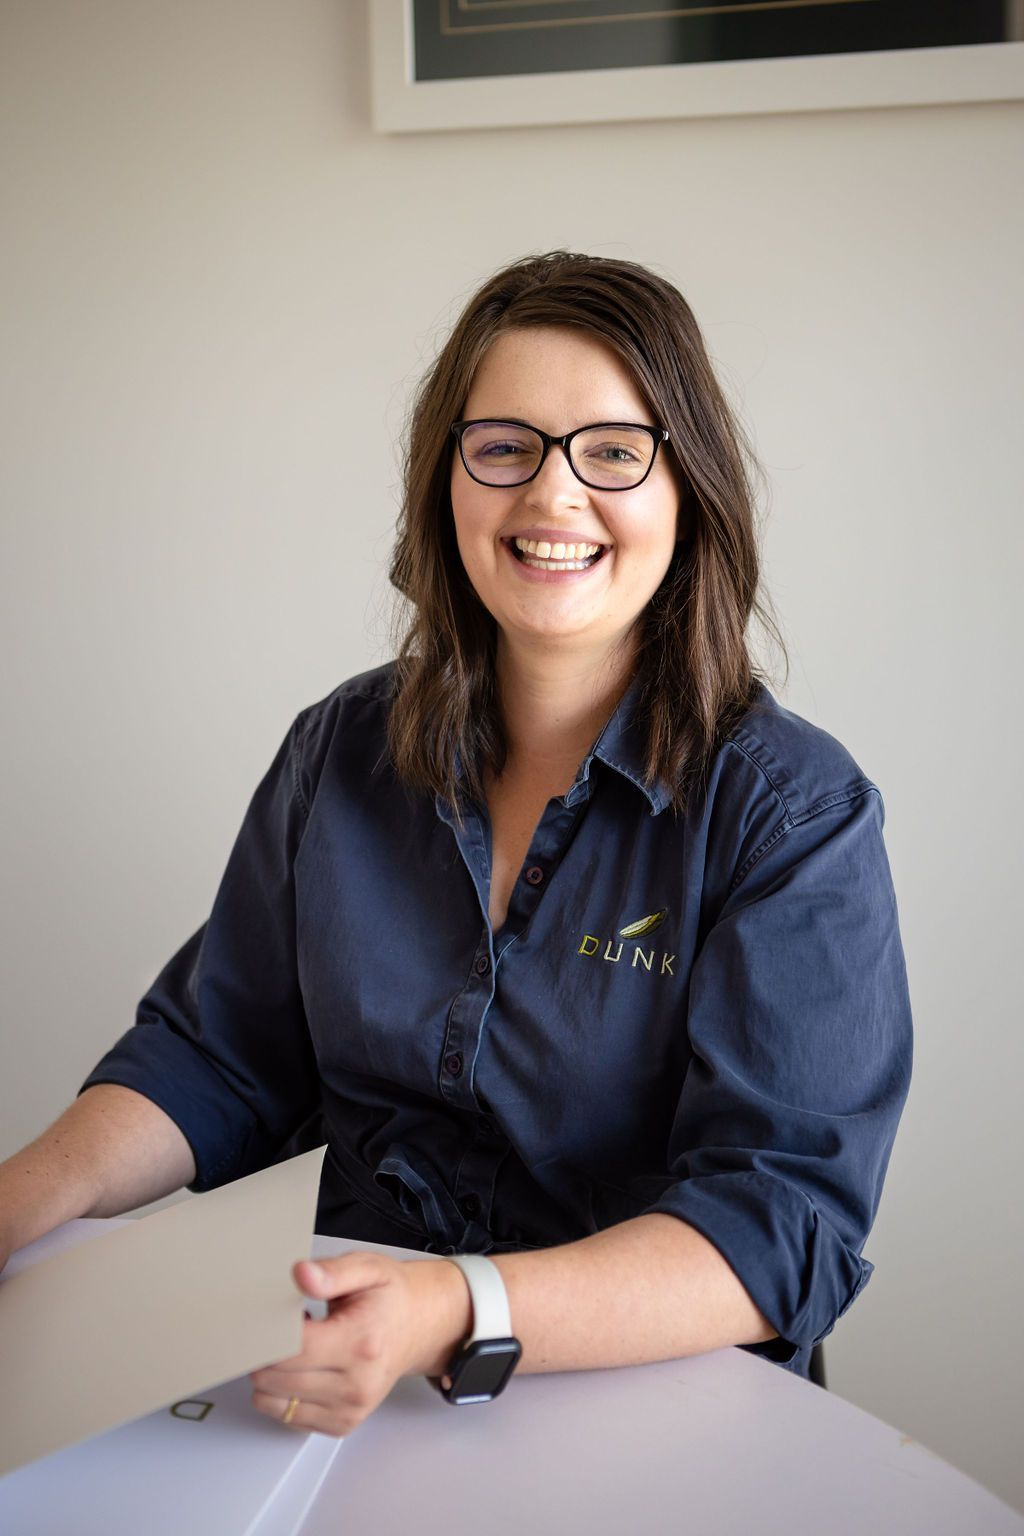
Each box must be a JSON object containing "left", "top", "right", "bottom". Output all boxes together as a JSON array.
[
  {"left": 407, "top": 1212, "right": 778, "bottom": 1378},
  {"left": 0, "top": 1084, "right": 197, "bottom": 1256}
]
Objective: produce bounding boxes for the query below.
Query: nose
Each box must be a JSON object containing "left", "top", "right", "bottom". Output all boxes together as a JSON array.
[{"left": 523, "top": 442, "right": 588, "bottom": 510}]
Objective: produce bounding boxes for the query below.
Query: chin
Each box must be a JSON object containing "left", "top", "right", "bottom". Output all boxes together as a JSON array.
[{"left": 507, "top": 616, "right": 608, "bottom": 647}]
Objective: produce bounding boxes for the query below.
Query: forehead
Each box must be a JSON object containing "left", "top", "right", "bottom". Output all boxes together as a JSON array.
[{"left": 462, "top": 325, "right": 654, "bottom": 429}]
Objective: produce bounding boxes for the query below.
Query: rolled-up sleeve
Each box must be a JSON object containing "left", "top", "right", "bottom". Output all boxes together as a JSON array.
[
  {"left": 643, "top": 786, "right": 913, "bottom": 1362},
  {"left": 80, "top": 713, "right": 320, "bottom": 1191}
]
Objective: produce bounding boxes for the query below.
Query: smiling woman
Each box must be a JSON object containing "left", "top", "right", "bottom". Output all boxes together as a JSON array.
[
  {"left": 0, "top": 251, "right": 912, "bottom": 1433},
  {"left": 450, "top": 327, "right": 680, "bottom": 663},
  {"left": 388, "top": 254, "right": 770, "bottom": 820}
]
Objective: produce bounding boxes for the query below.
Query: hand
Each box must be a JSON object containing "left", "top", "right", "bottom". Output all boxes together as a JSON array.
[{"left": 249, "top": 1251, "right": 470, "bottom": 1437}]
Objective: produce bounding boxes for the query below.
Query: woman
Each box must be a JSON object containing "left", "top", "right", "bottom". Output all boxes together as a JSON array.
[{"left": 0, "top": 252, "right": 913, "bottom": 1432}]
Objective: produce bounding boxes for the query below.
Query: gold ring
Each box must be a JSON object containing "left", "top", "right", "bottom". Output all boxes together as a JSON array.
[{"left": 282, "top": 1396, "right": 300, "bottom": 1425}]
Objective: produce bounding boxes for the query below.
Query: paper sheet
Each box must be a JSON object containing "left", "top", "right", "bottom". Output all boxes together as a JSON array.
[
  {"left": 254, "top": 1431, "right": 342, "bottom": 1536},
  {"left": 0, "top": 1146, "right": 326, "bottom": 1478},
  {"left": 0, "top": 1372, "right": 341, "bottom": 1536}
]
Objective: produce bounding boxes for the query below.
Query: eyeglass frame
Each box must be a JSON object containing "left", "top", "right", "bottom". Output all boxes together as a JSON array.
[{"left": 450, "top": 418, "right": 671, "bottom": 492}]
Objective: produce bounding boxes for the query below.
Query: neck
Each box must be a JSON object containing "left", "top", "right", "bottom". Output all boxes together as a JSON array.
[{"left": 495, "top": 632, "right": 638, "bottom": 778}]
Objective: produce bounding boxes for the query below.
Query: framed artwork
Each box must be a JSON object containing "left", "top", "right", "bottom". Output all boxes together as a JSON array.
[{"left": 370, "top": 0, "right": 1024, "bottom": 132}]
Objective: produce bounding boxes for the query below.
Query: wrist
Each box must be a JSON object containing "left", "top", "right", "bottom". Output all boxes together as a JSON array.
[
  {"left": 400, "top": 1258, "right": 473, "bottom": 1378},
  {"left": 0, "top": 1165, "right": 54, "bottom": 1260},
  {"left": 0, "top": 1148, "right": 93, "bottom": 1255}
]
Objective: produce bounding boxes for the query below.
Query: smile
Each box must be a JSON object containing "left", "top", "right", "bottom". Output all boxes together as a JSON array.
[{"left": 507, "top": 536, "right": 608, "bottom": 573}]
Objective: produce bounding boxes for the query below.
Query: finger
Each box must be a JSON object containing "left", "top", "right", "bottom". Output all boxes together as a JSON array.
[
  {"left": 251, "top": 1390, "right": 323, "bottom": 1433},
  {"left": 251, "top": 1389, "right": 369, "bottom": 1439},
  {"left": 250, "top": 1367, "right": 343, "bottom": 1406},
  {"left": 253, "top": 1307, "right": 372, "bottom": 1374},
  {"left": 292, "top": 1253, "right": 392, "bottom": 1302}
]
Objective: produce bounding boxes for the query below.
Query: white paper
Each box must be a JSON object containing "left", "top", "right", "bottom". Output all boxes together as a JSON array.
[
  {"left": 0, "top": 1147, "right": 326, "bottom": 1478},
  {"left": 0, "top": 1372, "right": 341, "bottom": 1536},
  {"left": 252, "top": 1432, "right": 342, "bottom": 1536}
]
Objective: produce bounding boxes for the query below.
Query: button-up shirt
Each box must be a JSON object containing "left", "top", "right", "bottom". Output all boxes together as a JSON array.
[{"left": 81, "top": 663, "right": 913, "bottom": 1380}]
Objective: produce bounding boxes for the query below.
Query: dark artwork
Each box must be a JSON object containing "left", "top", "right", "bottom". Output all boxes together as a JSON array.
[{"left": 412, "top": 0, "right": 1011, "bottom": 83}]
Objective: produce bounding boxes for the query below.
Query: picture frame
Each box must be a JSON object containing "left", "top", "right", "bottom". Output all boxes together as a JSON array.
[{"left": 370, "top": 0, "right": 1024, "bottom": 133}]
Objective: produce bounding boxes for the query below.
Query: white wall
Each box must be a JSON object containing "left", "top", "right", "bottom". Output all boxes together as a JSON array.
[{"left": 1, "top": 0, "right": 1021, "bottom": 1514}]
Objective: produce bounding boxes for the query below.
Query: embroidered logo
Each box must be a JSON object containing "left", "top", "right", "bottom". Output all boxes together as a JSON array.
[
  {"left": 617, "top": 909, "right": 667, "bottom": 940},
  {"left": 576, "top": 908, "right": 675, "bottom": 976}
]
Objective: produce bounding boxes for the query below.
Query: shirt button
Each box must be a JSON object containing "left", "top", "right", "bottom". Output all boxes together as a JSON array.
[
  {"left": 474, "top": 955, "right": 490, "bottom": 976},
  {"left": 444, "top": 1052, "right": 464, "bottom": 1078},
  {"left": 524, "top": 866, "right": 544, "bottom": 886},
  {"left": 463, "top": 1193, "right": 481, "bottom": 1217}
]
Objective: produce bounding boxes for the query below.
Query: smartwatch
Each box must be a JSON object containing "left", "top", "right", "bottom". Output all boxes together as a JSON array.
[{"left": 433, "top": 1253, "right": 522, "bottom": 1405}]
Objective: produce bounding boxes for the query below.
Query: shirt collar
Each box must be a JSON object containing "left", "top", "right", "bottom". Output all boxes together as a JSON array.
[
  {"left": 565, "top": 679, "right": 672, "bottom": 817},
  {"left": 438, "top": 679, "right": 672, "bottom": 820}
]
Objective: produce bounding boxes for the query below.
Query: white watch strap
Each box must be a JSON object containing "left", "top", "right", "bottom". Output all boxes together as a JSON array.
[{"left": 445, "top": 1254, "right": 513, "bottom": 1342}]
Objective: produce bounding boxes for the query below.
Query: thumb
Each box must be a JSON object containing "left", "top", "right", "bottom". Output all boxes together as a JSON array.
[{"left": 292, "top": 1252, "right": 390, "bottom": 1302}]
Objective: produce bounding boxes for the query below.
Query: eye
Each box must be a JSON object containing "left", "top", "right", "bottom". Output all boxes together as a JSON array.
[
  {"left": 460, "top": 423, "right": 543, "bottom": 478},
  {"left": 585, "top": 441, "right": 642, "bottom": 463}
]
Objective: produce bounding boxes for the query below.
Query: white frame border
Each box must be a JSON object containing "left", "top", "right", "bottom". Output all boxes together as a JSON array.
[{"left": 370, "top": 0, "right": 1024, "bottom": 133}]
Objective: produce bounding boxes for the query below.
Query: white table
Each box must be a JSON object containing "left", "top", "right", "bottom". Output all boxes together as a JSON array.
[
  {"left": 300, "top": 1233, "right": 1024, "bottom": 1536},
  {"left": 6, "top": 1222, "right": 1021, "bottom": 1535}
]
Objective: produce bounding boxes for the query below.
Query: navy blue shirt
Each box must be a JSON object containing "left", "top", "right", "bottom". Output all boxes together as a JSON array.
[{"left": 82, "top": 663, "right": 913, "bottom": 1379}]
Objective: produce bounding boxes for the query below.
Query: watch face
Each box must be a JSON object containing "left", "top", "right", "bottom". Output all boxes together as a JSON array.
[{"left": 447, "top": 1338, "right": 522, "bottom": 1404}]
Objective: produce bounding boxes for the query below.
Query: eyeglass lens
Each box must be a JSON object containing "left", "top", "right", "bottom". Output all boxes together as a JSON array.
[{"left": 459, "top": 421, "right": 657, "bottom": 489}]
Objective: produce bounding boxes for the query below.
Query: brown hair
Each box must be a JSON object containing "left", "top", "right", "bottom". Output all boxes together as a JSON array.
[{"left": 387, "top": 250, "right": 786, "bottom": 813}]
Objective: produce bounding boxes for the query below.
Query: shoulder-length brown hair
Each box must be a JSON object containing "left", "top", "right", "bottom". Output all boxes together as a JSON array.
[{"left": 387, "top": 250, "right": 785, "bottom": 814}]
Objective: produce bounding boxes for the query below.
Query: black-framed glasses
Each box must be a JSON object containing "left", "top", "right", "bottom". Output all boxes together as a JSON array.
[{"left": 451, "top": 418, "right": 670, "bottom": 491}]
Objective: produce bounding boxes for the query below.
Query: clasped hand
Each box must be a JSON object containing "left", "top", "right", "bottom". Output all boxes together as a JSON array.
[{"left": 249, "top": 1252, "right": 465, "bottom": 1437}]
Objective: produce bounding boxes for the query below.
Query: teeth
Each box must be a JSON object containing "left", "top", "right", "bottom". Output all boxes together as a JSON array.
[
  {"left": 514, "top": 537, "right": 602, "bottom": 561},
  {"left": 523, "top": 558, "right": 590, "bottom": 571}
]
